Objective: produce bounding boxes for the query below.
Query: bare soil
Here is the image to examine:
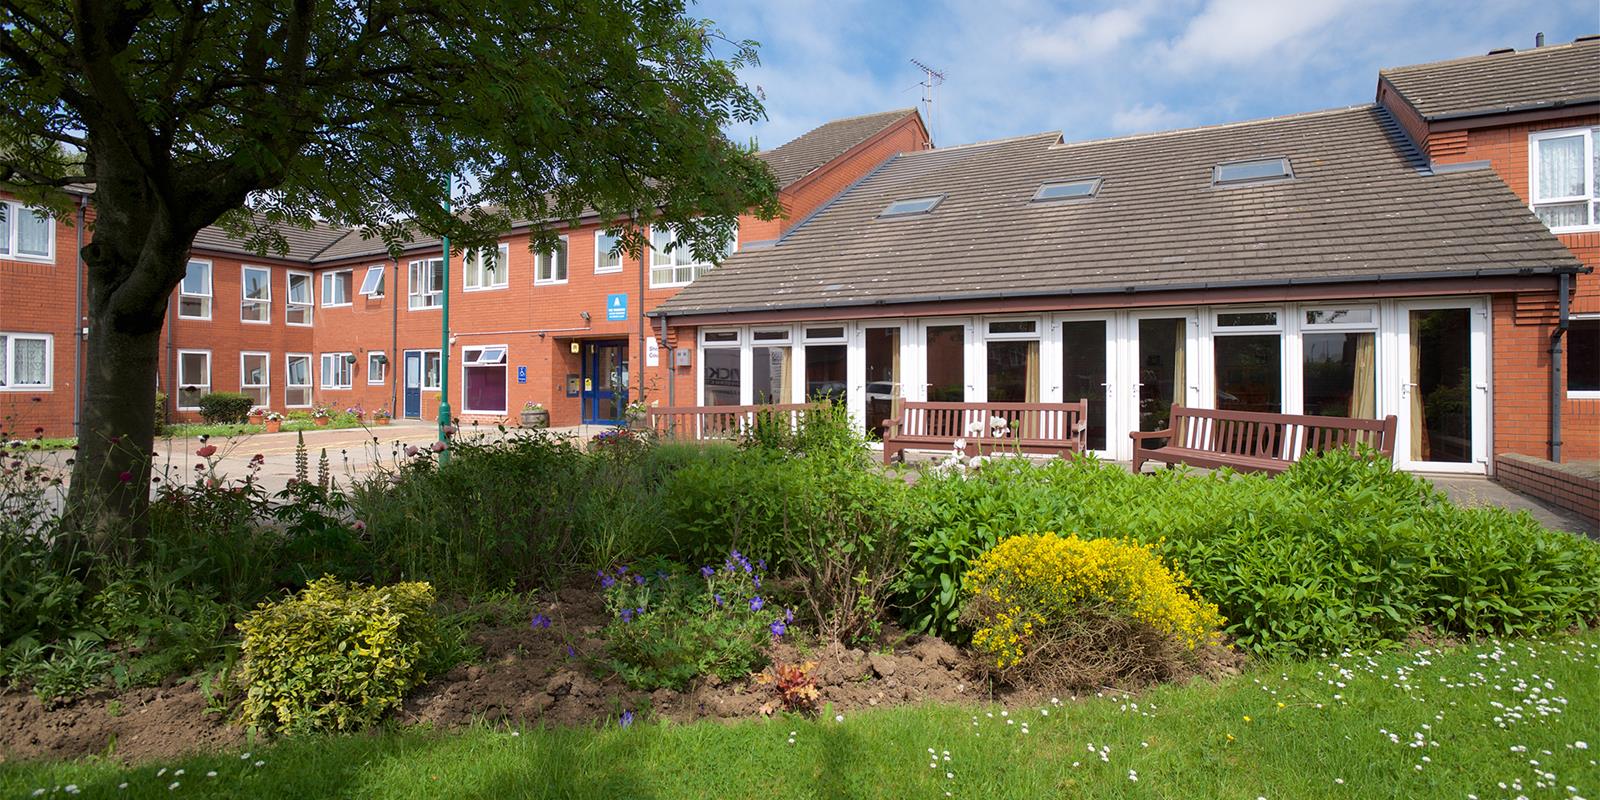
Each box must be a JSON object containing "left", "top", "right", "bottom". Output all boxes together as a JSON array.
[{"left": 0, "top": 584, "right": 1244, "bottom": 763}]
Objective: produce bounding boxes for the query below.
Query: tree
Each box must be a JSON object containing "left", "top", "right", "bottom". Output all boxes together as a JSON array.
[{"left": 0, "top": 0, "right": 780, "bottom": 547}]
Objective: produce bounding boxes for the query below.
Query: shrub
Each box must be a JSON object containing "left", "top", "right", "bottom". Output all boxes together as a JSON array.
[
  {"left": 963, "top": 533, "right": 1221, "bottom": 687},
  {"left": 196, "top": 392, "right": 254, "bottom": 424},
  {"left": 154, "top": 390, "right": 169, "bottom": 430},
  {"left": 237, "top": 577, "right": 442, "bottom": 734},
  {"left": 598, "top": 555, "right": 787, "bottom": 690}
]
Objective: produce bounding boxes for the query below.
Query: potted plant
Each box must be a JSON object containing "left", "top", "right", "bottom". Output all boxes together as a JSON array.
[
  {"left": 623, "top": 399, "right": 654, "bottom": 430},
  {"left": 312, "top": 404, "right": 333, "bottom": 426},
  {"left": 373, "top": 407, "right": 392, "bottom": 426},
  {"left": 344, "top": 404, "right": 365, "bottom": 422},
  {"left": 248, "top": 406, "right": 267, "bottom": 425},
  {"left": 263, "top": 411, "right": 286, "bottom": 433},
  {"left": 520, "top": 401, "right": 549, "bottom": 429}
]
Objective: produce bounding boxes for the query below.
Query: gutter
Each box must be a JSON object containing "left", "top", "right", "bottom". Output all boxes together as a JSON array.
[
  {"left": 649, "top": 265, "right": 1593, "bottom": 320},
  {"left": 1424, "top": 97, "right": 1600, "bottom": 123}
]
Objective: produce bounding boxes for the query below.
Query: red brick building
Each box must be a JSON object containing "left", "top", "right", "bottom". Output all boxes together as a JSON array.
[{"left": 1, "top": 109, "right": 931, "bottom": 434}]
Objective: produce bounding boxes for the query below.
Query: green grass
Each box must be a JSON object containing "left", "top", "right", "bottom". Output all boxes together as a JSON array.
[
  {"left": 162, "top": 417, "right": 369, "bottom": 439},
  {"left": 5, "top": 632, "right": 1597, "bottom": 798},
  {"left": 4, "top": 436, "right": 76, "bottom": 451}
]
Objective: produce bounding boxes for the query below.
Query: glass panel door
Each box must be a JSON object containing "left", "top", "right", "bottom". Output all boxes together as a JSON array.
[
  {"left": 862, "top": 325, "right": 902, "bottom": 439},
  {"left": 583, "top": 341, "right": 628, "bottom": 423},
  {"left": 923, "top": 322, "right": 969, "bottom": 401},
  {"left": 1060, "top": 318, "right": 1111, "bottom": 452},
  {"left": 1133, "top": 315, "right": 1193, "bottom": 435},
  {"left": 1397, "top": 303, "right": 1485, "bottom": 471}
]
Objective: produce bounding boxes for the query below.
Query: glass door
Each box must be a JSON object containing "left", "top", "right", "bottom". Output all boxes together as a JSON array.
[
  {"left": 1127, "top": 312, "right": 1197, "bottom": 442},
  {"left": 1056, "top": 315, "right": 1114, "bottom": 454},
  {"left": 583, "top": 341, "right": 628, "bottom": 424},
  {"left": 857, "top": 323, "right": 904, "bottom": 439},
  {"left": 1395, "top": 301, "right": 1487, "bottom": 472},
  {"left": 920, "top": 320, "right": 972, "bottom": 402}
]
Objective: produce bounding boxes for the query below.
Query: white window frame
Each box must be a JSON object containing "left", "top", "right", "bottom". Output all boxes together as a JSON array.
[
  {"left": 286, "top": 270, "right": 314, "bottom": 326},
  {"left": 321, "top": 352, "right": 354, "bottom": 389},
  {"left": 535, "top": 237, "right": 569, "bottom": 286},
  {"left": 240, "top": 351, "right": 270, "bottom": 407},
  {"left": 321, "top": 269, "right": 353, "bottom": 307},
  {"left": 460, "top": 344, "right": 509, "bottom": 414},
  {"left": 179, "top": 259, "right": 213, "bottom": 321},
  {"left": 1569, "top": 313, "right": 1600, "bottom": 400},
  {"left": 421, "top": 350, "right": 442, "bottom": 390},
  {"left": 464, "top": 244, "right": 510, "bottom": 291},
  {"left": 368, "top": 351, "right": 387, "bottom": 385},
  {"left": 240, "top": 265, "right": 272, "bottom": 324},
  {"left": 358, "top": 264, "right": 386, "bottom": 297},
  {"left": 1300, "top": 305, "right": 1378, "bottom": 331},
  {"left": 1528, "top": 127, "right": 1599, "bottom": 233},
  {"left": 0, "top": 332, "right": 53, "bottom": 390},
  {"left": 649, "top": 224, "right": 733, "bottom": 288},
  {"left": 408, "top": 258, "right": 443, "bottom": 310},
  {"left": 982, "top": 316, "right": 1042, "bottom": 340},
  {"left": 176, "top": 349, "right": 211, "bottom": 410},
  {"left": 595, "top": 229, "right": 624, "bottom": 274},
  {"left": 0, "top": 201, "right": 54, "bottom": 263},
  {"left": 1211, "top": 308, "right": 1282, "bottom": 333},
  {"left": 285, "top": 353, "right": 313, "bottom": 408}
]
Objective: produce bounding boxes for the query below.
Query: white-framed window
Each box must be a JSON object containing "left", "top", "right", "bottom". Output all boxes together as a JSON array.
[
  {"left": 285, "top": 354, "right": 312, "bottom": 407},
  {"left": 0, "top": 332, "right": 52, "bottom": 390},
  {"left": 1529, "top": 127, "right": 1599, "bottom": 231},
  {"left": 368, "top": 351, "right": 387, "bottom": 385},
  {"left": 358, "top": 264, "right": 386, "bottom": 297},
  {"left": 421, "top": 350, "right": 442, "bottom": 390},
  {"left": 465, "top": 244, "right": 509, "bottom": 291},
  {"left": 408, "top": 258, "right": 444, "bottom": 310},
  {"left": 649, "top": 225, "right": 731, "bottom": 288},
  {"left": 241, "top": 265, "right": 271, "bottom": 323},
  {"left": 1211, "top": 308, "right": 1284, "bottom": 415},
  {"left": 1300, "top": 305, "right": 1378, "bottom": 419},
  {"left": 535, "top": 237, "right": 568, "bottom": 285},
  {"left": 321, "top": 269, "right": 353, "bottom": 307},
  {"left": 461, "top": 345, "right": 509, "bottom": 414},
  {"left": 595, "top": 229, "right": 624, "bottom": 274},
  {"left": 0, "top": 201, "right": 53, "bottom": 262},
  {"left": 1569, "top": 314, "right": 1600, "bottom": 399},
  {"left": 983, "top": 317, "right": 1040, "bottom": 339},
  {"left": 176, "top": 350, "right": 211, "bottom": 409},
  {"left": 320, "top": 352, "right": 353, "bottom": 389},
  {"left": 240, "top": 351, "right": 270, "bottom": 406},
  {"left": 178, "top": 259, "right": 212, "bottom": 320},
  {"left": 286, "top": 270, "right": 313, "bottom": 325},
  {"left": 701, "top": 329, "right": 742, "bottom": 406}
]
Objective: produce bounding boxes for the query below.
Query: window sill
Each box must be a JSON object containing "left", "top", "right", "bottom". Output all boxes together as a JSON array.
[
  {"left": 1568, "top": 391, "right": 1600, "bottom": 400},
  {"left": 321, "top": 302, "right": 353, "bottom": 309},
  {"left": 408, "top": 304, "right": 442, "bottom": 312},
  {"left": 595, "top": 267, "right": 624, "bottom": 275},
  {"left": 0, "top": 385, "right": 52, "bottom": 392},
  {"left": 3, "top": 254, "right": 55, "bottom": 265},
  {"left": 534, "top": 279, "right": 570, "bottom": 286},
  {"left": 177, "top": 314, "right": 212, "bottom": 322}
]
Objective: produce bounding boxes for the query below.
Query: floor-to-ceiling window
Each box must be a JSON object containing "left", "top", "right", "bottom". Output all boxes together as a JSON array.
[
  {"left": 985, "top": 319, "right": 1040, "bottom": 403},
  {"left": 862, "top": 325, "right": 901, "bottom": 439},
  {"left": 924, "top": 323, "right": 966, "bottom": 402},
  {"left": 1300, "top": 306, "right": 1377, "bottom": 418},
  {"left": 751, "top": 328, "right": 793, "bottom": 405},
  {"left": 702, "top": 330, "right": 741, "bottom": 406},
  {"left": 1211, "top": 310, "right": 1282, "bottom": 414},
  {"left": 1136, "top": 317, "right": 1188, "bottom": 434},
  {"left": 1405, "top": 307, "right": 1474, "bottom": 464},
  {"left": 1060, "top": 319, "right": 1109, "bottom": 451},
  {"left": 803, "top": 326, "right": 848, "bottom": 404}
]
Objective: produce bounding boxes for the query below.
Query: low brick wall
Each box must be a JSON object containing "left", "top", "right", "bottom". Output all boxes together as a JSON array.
[{"left": 1493, "top": 453, "right": 1600, "bottom": 528}]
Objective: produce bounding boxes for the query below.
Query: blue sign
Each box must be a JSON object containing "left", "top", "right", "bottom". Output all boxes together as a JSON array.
[
  {"left": 606, "top": 293, "right": 628, "bottom": 322},
  {"left": 516, "top": 366, "right": 527, "bottom": 384}
]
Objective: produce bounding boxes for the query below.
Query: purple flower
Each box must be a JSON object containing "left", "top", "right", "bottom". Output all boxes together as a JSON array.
[
  {"left": 769, "top": 620, "right": 787, "bottom": 637},
  {"left": 619, "top": 710, "right": 634, "bottom": 728},
  {"left": 530, "top": 613, "right": 551, "bottom": 630},
  {"left": 752, "top": 575, "right": 762, "bottom": 589},
  {"left": 633, "top": 574, "right": 646, "bottom": 586},
  {"left": 565, "top": 645, "right": 576, "bottom": 659},
  {"left": 749, "top": 596, "right": 764, "bottom": 612},
  {"left": 785, "top": 607, "right": 794, "bottom": 624},
  {"left": 757, "top": 559, "right": 767, "bottom": 572},
  {"left": 700, "top": 565, "right": 715, "bottom": 578},
  {"left": 601, "top": 575, "right": 617, "bottom": 590},
  {"left": 713, "top": 593, "right": 723, "bottom": 607},
  {"left": 619, "top": 608, "right": 635, "bottom": 623}
]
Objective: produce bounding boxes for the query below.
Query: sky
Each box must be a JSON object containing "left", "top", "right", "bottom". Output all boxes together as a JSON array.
[{"left": 696, "top": 0, "right": 1599, "bottom": 150}]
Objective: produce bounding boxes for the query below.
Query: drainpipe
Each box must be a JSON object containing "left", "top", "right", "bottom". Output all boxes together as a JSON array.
[
  {"left": 1549, "top": 271, "right": 1571, "bottom": 463},
  {"left": 660, "top": 314, "right": 672, "bottom": 406},
  {"left": 72, "top": 195, "right": 87, "bottom": 437}
]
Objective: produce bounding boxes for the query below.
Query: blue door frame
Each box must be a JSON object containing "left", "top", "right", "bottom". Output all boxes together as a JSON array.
[
  {"left": 581, "top": 341, "right": 628, "bottom": 425},
  {"left": 402, "top": 351, "right": 423, "bottom": 419}
]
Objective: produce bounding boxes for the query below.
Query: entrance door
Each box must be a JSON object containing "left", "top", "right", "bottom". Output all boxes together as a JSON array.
[
  {"left": 1056, "top": 315, "right": 1114, "bottom": 455},
  {"left": 855, "top": 322, "right": 904, "bottom": 440},
  {"left": 403, "top": 351, "right": 423, "bottom": 419},
  {"left": 1125, "top": 311, "right": 1198, "bottom": 457},
  {"left": 582, "top": 341, "right": 628, "bottom": 424},
  {"left": 919, "top": 319, "right": 972, "bottom": 402},
  {"left": 1395, "top": 300, "right": 1487, "bottom": 472}
]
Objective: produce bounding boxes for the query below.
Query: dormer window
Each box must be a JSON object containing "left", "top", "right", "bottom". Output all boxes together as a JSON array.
[
  {"left": 1213, "top": 157, "right": 1293, "bottom": 186},
  {"left": 879, "top": 195, "right": 944, "bottom": 217},
  {"left": 1032, "top": 178, "right": 1102, "bottom": 202}
]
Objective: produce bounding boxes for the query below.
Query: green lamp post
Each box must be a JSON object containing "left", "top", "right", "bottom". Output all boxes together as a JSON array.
[{"left": 437, "top": 196, "right": 452, "bottom": 464}]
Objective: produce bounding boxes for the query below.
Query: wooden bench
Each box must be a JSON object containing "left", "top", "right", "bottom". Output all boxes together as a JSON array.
[
  {"left": 882, "top": 400, "right": 1089, "bottom": 465},
  {"left": 1130, "top": 405, "right": 1397, "bottom": 475},
  {"left": 646, "top": 403, "right": 815, "bottom": 441}
]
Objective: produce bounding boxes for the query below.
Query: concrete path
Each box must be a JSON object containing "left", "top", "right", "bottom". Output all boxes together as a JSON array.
[{"left": 1429, "top": 474, "right": 1596, "bottom": 538}]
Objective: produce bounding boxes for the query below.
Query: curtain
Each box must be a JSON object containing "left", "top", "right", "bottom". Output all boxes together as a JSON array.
[
  {"left": 1537, "top": 135, "right": 1585, "bottom": 200},
  {"left": 1409, "top": 313, "right": 1428, "bottom": 460},
  {"left": 1351, "top": 333, "right": 1377, "bottom": 418},
  {"left": 1172, "top": 322, "right": 1187, "bottom": 409},
  {"left": 1024, "top": 341, "right": 1040, "bottom": 403},
  {"left": 777, "top": 347, "right": 793, "bottom": 403},
  {"left": 15, "top": 209, "right": 50, "bottom": 256},
  {"left": 14, "top": 338, "right": 47, "bottom": 385}
]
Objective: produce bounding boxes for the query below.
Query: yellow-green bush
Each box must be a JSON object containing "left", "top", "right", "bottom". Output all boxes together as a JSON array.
[
  {"left": 964, "top": 533, "right": 1222, "bottom": 675},
  {"left": 237, "top": 577, "right": 440, "bottom": 735}
]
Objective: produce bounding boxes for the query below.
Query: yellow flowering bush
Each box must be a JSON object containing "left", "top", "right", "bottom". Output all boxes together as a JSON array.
[{"left": 964, "top": 533, "right": 1223, "bottom": 675}]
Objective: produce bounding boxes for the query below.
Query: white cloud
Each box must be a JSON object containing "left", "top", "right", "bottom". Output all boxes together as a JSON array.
[
  {"left": 1166, "top": 0, "right": 1361, "bottom": 67},
  {"left": 1109, "top": 103, "right": 1194, "bottom": 134},
  {"left": 1015, "top": 7, "right": 1149, "bottom": 65}
]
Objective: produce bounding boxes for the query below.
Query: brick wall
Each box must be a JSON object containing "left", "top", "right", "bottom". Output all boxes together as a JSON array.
[
  {"left": 1, "top": 193, "right": 85, "bottom": 439},
  {"left": 1493, "top": 453, "right": 1600, "bottom": 528}
]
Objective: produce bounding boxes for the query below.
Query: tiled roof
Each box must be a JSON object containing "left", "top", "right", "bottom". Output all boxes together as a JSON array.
[
  {"left": 654, "top": 105, "right": 1583, "bottom": 317},
  {"left": 190, "top": 213, "right": 355, "bottom": 262},
  {"left": 1381, "top": 37, "right": 1600, "bottom": 120},
  {"left": 757, "top": 109, "right": 921, "bottom": 187}
]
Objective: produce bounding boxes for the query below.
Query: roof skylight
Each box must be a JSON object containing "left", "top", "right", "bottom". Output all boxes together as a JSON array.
[
  {"left": 1213, "top": 157, "right": 1293, "bottom": 186},
  {"left": 879, "top": 195, "right": 944, "bottom": 217},
  {"left": 1032, "top": 178, "right": 1102, "bottom": 202}
]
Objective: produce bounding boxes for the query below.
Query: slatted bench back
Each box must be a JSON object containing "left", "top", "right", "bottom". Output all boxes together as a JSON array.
[
  {"left": 1169, "top": 406, "right": 1396, "bottom": 461},
  {"left": 897, "top": 401, "right": 1088, "bottom": 444},
  {"left": 648, "top": 403, "right": 816, "bottom": 440}
]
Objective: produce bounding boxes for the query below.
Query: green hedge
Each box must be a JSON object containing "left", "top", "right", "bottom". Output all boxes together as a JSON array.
[{"left": 197, "top": 391, "right": 254, "bottom": 424}]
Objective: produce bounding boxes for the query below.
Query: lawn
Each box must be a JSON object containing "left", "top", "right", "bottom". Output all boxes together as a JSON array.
[{"left": 4, "top": 632, "right": 1595, "bottom": 799}]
